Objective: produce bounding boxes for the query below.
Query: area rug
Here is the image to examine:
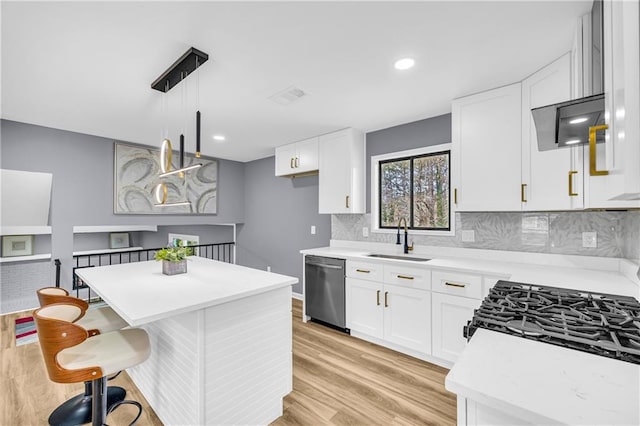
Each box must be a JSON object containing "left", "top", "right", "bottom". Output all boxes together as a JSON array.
[{"left": 15, "top": 316, "right": 38, "bottom": 346}]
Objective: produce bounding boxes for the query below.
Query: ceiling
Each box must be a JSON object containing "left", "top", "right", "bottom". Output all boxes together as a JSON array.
[{"left": 1, "top": 1, "right": 592, "bottom": 163}]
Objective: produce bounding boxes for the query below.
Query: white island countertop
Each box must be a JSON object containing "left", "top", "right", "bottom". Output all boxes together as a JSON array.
[{"left": 76, "top": 256, "right": 298, "bottom": 326}]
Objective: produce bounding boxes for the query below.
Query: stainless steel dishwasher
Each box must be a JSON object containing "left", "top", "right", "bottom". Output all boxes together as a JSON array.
[{"left": 304, "top": 255, "right": 348, "bottom": 332}]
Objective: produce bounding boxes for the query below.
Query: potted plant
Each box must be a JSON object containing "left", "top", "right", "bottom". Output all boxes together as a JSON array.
[{"left": 154, "top": 245, "right": 191, "bottom": 275}]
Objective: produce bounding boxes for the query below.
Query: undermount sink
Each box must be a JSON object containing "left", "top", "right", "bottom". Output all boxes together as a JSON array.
[{"left": 366, "top": 253, "right": 431, "bottom": 262}]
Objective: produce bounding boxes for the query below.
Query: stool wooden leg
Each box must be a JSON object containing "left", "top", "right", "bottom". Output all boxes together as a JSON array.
[{"left": 91, "top": 377, "right": 108, "bottom": 426}]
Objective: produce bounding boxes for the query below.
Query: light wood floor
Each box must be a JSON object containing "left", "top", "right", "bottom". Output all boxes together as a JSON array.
[{"left": 1, "top": 300, "right": 456, "bottom": 425}]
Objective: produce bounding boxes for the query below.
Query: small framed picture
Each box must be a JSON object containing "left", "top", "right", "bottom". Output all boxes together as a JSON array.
[
  {"left": 2, "top": 235, "right": 34, "bottom": 257},
  {"left": 109, "top": 232, "right": 130, "bottom": 249}
]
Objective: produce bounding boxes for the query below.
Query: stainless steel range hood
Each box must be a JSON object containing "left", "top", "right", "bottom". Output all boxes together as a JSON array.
[
  {"left": 532, "top": 0, "right": 605, "bottom": 152},
  {"left": 532, "top": 93, "right": 605, "bottom": 151}
]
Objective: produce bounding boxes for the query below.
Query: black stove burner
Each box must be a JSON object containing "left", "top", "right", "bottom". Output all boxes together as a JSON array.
[{"left": 465, "top": 280, "right": 640, "bottom": 365}]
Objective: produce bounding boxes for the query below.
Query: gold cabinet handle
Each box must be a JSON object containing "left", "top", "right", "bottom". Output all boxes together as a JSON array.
[
  {"left": 376, "top": 290, "right": 380, "bottom": 306},
  {"left": 589, "top": 124, "right": 609, "bottom": 176},
  {"left": 290, "top": 157, "right": 294, "bottom": 169},
  {"left": 521, "top": 184, "right": 527, "bottom": 203},
  {"left": 356, "top": 269, "right": 370, "bottom": 273},
  {"left": 454, "top": 188, "right": 458, "bottom": 205},
  {"left": 397, "top": 275, "right": 414, "bottom": 280},
  {"left": 295, "top": 157, "right": 299, "bottom": 168},
  {"left": 568, "top": 171, "right": 578, "bottom": 196},
  {"left": 445, "top": 281, "right": 466, "bottom": 288},
  {"left": 384, "top": 291, "right": 388, "bottom": 307},
  {"left": 345, "top": 195, "right": 350, "bottom": 208}
]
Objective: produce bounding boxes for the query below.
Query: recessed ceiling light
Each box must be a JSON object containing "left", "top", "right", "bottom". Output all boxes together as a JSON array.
[
  {"left": 394, "top": 58, "right": 415, "bottom": 70},
  {"left": 569, "top": 117, "right": 588, "bottom": 124},
  {"left": 212, "top": 135, "right": 226, "bottom": 141},
  {"left": 565, "top": 139, "right": 581, "bottom": 145}
]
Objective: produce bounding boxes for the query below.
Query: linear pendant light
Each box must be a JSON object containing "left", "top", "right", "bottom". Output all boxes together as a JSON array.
[{"left": 152, "top": 47, "right": 208, "bottom": 207}]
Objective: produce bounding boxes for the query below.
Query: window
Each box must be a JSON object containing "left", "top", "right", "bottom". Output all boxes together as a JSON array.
[{"left": 378, "top": 149, "right": 450, "bottom": 231}]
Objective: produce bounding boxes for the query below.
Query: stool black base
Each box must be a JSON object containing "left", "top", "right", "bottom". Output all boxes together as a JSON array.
[{"left": 48, "top": 386, "right": 126, "bottom": 426}]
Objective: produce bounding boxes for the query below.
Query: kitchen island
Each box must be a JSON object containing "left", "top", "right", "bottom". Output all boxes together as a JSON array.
[{"left": 76, "top": 256, "right": 298, "bottom": 426}]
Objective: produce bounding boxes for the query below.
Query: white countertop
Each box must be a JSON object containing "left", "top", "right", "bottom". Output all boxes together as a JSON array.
[
  {"left": 302, "top": 243, "right": 640, "bottom": 424},
  {"left": 301, "top": 246, "right": 640, "bottom": 298},
  {"left": 445, "top": 329, "right": 640, "bottom": 425},
  {"left": 76, "top": 256, "right": 298, "bottom": 326}
]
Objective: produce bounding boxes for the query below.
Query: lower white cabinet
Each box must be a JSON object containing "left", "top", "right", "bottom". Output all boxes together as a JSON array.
[
  {"left": 346, "top": 277, "right": 431, "bottom": 354},
  {"left": 344, "top": 259, "right": 487, "bottom": 364},
  {"left": 383, "top": 284, "right": 431, "bottom": 353},
  {"left": 346, "top": 277, "right": 383, "bottom": 339},
  {"left": 432, "top": 292, "right": 481, "bottom": 362}
]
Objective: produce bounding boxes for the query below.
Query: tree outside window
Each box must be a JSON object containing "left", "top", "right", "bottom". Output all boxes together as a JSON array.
[{"left": 379, "top": 151, "right": 450, "bottom": 230}]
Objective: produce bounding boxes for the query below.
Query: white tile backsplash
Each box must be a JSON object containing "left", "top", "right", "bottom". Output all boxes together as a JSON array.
[{"left": 332, "top": 211, "right": 639, "bottom": 260}]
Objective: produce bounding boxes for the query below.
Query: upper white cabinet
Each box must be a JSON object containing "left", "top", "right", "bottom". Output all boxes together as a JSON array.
[
  {"left": 318, "top": 128, "right": 365, "bottom": 214},
  {"left": 521, "top": 53, "right": 584, "bottom": 210},
  {"left": 452, "top": 83, "right": 522, "bottom": 211},
  {"left": 274, "top": 136, "right": 319, "bottom": 177},
  {"left": 586, "top": 0, "right": 640, "bottom": 207}
]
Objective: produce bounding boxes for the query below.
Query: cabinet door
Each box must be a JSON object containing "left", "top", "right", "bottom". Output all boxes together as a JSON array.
[
  {"left": 587, "top": 0, "right": 640, "bottom": 207},
  {"left": 383, "top": 284, "right": 431, "bottom": 354},
  {"left": 318, "top": 128, "right": 365, "bottom": 214},
  {"left": 452, "top": 83, "right": 522, "bottom": 211},
  {"left": 295, "top": 137, "right": 319, "bottom": 173},
  {"left": 275, "top": 144, "right": 297, "bottom": 176},
  {"left": 521, "top": 53, "right": 582, "bottom": 210},
  {"left": 432, "top": 292, "right": 481, "bottom": 363},
  {"left": 346, "top": 278, "right": 383, "bottom": 339}
]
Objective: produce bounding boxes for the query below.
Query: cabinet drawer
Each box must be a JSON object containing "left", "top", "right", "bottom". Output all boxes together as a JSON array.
[
  {"left": 383, "top": 265, "right": 430, "bottom": 290},
  {"left": 346, "top": 260, "right": 383, "bottom": 281},
  {"left": 432, "top": 270, "right": 482, "bottom": 299}
]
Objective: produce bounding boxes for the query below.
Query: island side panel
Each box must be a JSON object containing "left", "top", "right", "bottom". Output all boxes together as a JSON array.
[
  {"left": 204, "top": 286, "right": 292, "bottom": 425},
  {"left": 127, "top": 310, "right": 202, "bottom": 425}
]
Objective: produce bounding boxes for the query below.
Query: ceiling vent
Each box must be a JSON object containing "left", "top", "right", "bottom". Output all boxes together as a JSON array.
[{"left": 269, "top": 86, "right": 307, "bottom": 105}]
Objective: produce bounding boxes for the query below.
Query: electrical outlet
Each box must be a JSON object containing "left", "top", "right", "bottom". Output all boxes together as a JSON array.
[
  {"left": 267, "top": 266, "right": 271, "bottom": 272},
  {"left": 310, "top": 225, "right": 316, "bottom": 235},
  {"left": 582, "top": 232, "right": 597, "bottom": 248},
  {"left": 362, "top": 227, "right": 369, "bottom": 237},
  {"left": 461, "top": 230, "right": 475, "bottom": 242}
]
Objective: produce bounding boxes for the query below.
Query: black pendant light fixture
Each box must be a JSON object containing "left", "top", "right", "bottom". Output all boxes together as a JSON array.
[{"left": 152, "top": 47, "right": 208, "bottom": 206}]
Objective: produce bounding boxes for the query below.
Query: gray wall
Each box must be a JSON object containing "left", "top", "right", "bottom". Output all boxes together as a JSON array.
[
  {"left": 366, "top": 113, "right": 452, "bottom": 211},
  {"left": 236, "top": 156, "right": 331, "bottom": 294},
  {"left": 1, "top": 119, "right": 245, "bottom": 292}
]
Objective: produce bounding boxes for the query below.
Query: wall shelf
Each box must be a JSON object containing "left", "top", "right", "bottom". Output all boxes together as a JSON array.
[
  {"left": 0, "top": 226, "right": 52, "bottom": 236},
  {"left": 73, "top": 225, "right": 158, "bottom": 234},
  {"left": 0, "top": 253, "right": 52, "bottom": 263},
  {"left": 73, "top": 247, "right": 144, "bottom": 256}
]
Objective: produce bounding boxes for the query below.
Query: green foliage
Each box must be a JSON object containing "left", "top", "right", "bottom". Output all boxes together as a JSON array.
[
  {"left": 154, "top": 246, "right": 190, "bottom": 262},
  {"left": 380, "top": 152, "right": 450, "bottom": 229}
]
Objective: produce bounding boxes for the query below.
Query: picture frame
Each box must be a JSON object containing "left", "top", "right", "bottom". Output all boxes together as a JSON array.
[
  {"left": 2, "top": 235, "right": 34, "bottom": 257},
  {"left": 109, "top": 232, "right": 130, "bottom": 249}
]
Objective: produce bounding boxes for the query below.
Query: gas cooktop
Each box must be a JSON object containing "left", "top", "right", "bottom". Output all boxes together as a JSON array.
[{"left": 465, "top": 280, "right": 640, "bottom": 365}]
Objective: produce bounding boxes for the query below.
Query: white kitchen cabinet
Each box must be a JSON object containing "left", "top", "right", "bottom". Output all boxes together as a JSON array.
[
  {"left": 452, "top": 83, "right": 522, "bottom": 211},
  {"left": 521, "top": 53, "right": 584, "bottom": 210},
  {"left": 586, "top": 0, "right": 640, "bottom": 207},
  {"left": 274, "top": 136, "right": 319, "bottom": 177},
  {"left": 432, "top": 292, "right": 480, "bottom": 363},
  {"left": 318, "top": 128, "right": 365, "bottom": 214},
  {"left": 345, "top": 259, "right": 431, "bottom": 355},
  {"left": 346, "top": 277, "right": 383, "bottom": 339},
  {"left": 383, "top": 284, "right": 431, "bottom": 354}
]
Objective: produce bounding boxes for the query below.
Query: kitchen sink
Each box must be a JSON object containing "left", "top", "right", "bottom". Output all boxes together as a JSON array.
[{"left": 366, "top": 254, "right": 430, "bottom": 262}]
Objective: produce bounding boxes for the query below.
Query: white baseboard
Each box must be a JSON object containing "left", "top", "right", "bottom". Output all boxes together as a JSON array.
[{"left": 291, "top": 292, "right": 303, "bottom": 301}]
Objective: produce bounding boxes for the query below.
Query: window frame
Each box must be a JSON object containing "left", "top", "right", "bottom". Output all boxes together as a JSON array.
[{"left": 371, "top": 144, "right": 454, "bottom": 236}]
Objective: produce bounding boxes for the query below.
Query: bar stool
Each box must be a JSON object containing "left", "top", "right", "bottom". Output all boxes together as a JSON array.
[
  {"left": 34, "top": 303, "right": 150, "bottom": 426},
  {"left": 37, "top": 287, "right": 128, "bottom": 336},
  {"left": 36, "top": 287, "right": 129, "bottom": 425}
]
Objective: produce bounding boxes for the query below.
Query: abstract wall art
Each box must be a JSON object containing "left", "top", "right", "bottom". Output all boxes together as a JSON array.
[{"left": 114, "top": 142, "right": 218, "bottom": 214}]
